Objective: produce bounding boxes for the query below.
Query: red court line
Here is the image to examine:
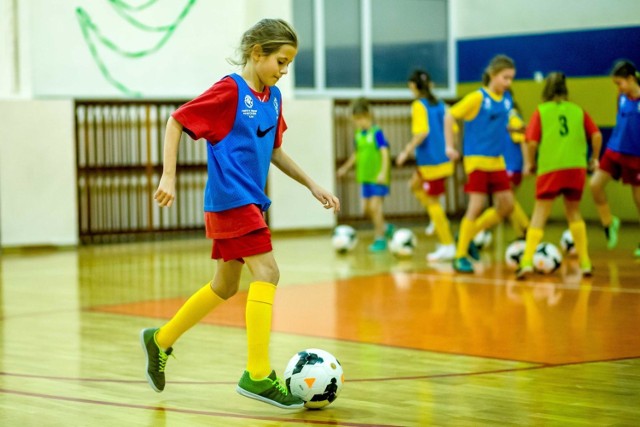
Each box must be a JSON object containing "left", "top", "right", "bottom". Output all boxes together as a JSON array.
[{"left": 0, "top": 388, "right": 404, "bottom": 427}]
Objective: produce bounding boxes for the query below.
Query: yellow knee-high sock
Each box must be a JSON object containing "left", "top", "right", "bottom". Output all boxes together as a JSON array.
[
  {"left": 509, "top": 201, "right": 530, "bottom": 237},
  {"left": 521, "top": 228, "right": 544, "bottom": 266},
  {"left": 569, "top": 220, "right": 590, "bottom": 266},
  {"left": 456, "top": 218, "right": 477, "bottom": 258},
  {"left": 156, "top": 282, "right": 225, "bottom": 350},
  {"left": 474, "top": 208, "right": 502, "bottom": 232},
  {"left": 246, "top": 281, "right": 276, "bottom": 379},
  {"left": 427, "top": 203, "right": 454, "bottom": 245},
  {"left": 412, "top": 187, "right": 432, "bottom": 211}
]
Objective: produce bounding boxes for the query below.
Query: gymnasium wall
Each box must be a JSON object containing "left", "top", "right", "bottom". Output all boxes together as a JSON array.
[
  {"left": 455, "top": 0, "right": 640, "bottom": 221},
  {"left": 2, "top": 0, "right": 639, "bottom": 246}
]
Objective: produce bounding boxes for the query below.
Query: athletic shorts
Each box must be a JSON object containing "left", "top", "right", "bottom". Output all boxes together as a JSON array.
[
  {"left": 211, "top": 227, "right": 272, "bottom": 262},
  {"left": 536, "top": 169, "right": 586, "bottom": 201},
  {"left": 464, "top": 170, "right": 511, "bottom": 194},
  {"left": 599, "top": 148, "right": 640, "bottom": 186},
  {"left": 507, "top": 170, "right": 523, "bottom": 188},
  {"left": 361, "top": 183, "right": 389, "bottom": 198},
  {"left": 419, "top": 177, "right": 446, "bottom": 196}
]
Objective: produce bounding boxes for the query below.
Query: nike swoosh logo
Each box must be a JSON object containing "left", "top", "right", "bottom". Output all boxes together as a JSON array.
[{"left": 256, "top": 125, "right": 275, "bottom": 138}]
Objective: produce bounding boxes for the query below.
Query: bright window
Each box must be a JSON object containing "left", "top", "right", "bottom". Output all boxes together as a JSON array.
[{"left": 293, "top": 0, "right": 453, "bottom": 98}]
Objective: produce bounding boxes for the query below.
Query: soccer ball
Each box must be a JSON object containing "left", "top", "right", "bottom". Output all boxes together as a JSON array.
[
  {"left": 473, "top": 229, "right": 493, "bottom": 250},
  {"left": 533, "top": 242, "right": 563, "bottom": 274},
  {"left": 284, "top": 348, "right": 344, "bottom": 409},
  {"left": 559, "top": 229, "right": 577, "bottom": 256},
  {"left": 505, "top": 239, "right": 526, "bottom": 270},
  {"left": 332, "top": 225, "right": 357, "bottom": 253},
  {"left": 389, "top": 228, "right": 417, "bottom": 257}
]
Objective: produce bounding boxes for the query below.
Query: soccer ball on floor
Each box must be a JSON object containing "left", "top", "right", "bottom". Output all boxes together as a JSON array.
[
  {"left": 533, "top": 242, "right": 563, "bottom": 274},
  {"left": 389, "top": 228, "right": 417, "bottom": 257},
  {"left": 331, "top": 225, "right": 357, "bottom": 253},
  {"left": 284, "top": 348, "right": 344, "bottom": 409},
  {"left": 559, "top": 229, "right": 577, "bottom": 256},
  {"left": 505, "top": 239, "right": 526, "bottom": 270},
  {"left": 473, "top": 229, "right": 493, "bottom": 250}
]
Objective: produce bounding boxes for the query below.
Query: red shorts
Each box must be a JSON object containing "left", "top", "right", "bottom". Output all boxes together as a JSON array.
[
  {"left": 536, "top": 169, "right": 586, "bottom": 201},
  {"left": 507, "top": 171, "right": 522, "bottom": 188},
  {"left": 464, "top": 170, "right": 511, "bottom": 194},
  {"left": 211, "top": 227, "right": 272, "bottom": 262},
  {"left": 420, "top": 177, "right": 446, "bottom": 196},
  {"left": 599, "top": 148, "right": 640, "bottom": 186}
]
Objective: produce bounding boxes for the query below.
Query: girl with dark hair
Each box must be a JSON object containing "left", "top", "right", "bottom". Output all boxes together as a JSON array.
[
  {"left": 590, "top": 60, "right": 640, "bottom": 256},
  {"left": 396, "top": 69, "right": 455, "bottom": 261},
  {"left": 517, "top": 72, "right": 602, "bottom": 279}
]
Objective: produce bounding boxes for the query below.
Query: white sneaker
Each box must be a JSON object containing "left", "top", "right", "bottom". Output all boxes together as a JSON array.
[
  {"left": 426, "top": 244, "right": 456, "bottom": 262},
  {"left": 425, "top": 222, "right": 435, "bottom": 236}
]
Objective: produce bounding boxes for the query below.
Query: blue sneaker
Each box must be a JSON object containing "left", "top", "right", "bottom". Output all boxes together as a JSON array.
[
  {"left": 454, "top": 232, "right": 481, "bottom": 261},
  {"left": 368, "top": 238, "right": 387, "bottom": 252},
  {"left": 467, "top": 240, "right": 481, "bottom": 261},
  {"left": 453, "top": 257, "right": 474, "bottom": 273}
]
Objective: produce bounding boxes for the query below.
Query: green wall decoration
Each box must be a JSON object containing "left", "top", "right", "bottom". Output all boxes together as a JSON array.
[{"left": 76, "top": 0, "right": 198, "bottom": 97}]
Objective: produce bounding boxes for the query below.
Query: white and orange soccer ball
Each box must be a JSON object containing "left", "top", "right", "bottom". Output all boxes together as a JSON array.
[
  {"left": 533, "top": 242, "right": 563, "bottom": 274},
  {"left": 284, "top": 348, "right": 344, "bottom": 409}
]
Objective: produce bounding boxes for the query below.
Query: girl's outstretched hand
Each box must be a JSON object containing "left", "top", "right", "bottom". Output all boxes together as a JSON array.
[
  {"left": 311, "top": 185, "right": 340, "bottom": 213},
  {"left": 154, "top": 174, "right": 176, "bottom": 207}
]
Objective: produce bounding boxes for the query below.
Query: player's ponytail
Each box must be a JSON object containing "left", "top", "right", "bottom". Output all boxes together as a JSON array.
[
  {"left": 611, "top": 60, "right": 640, "bottom": 84},
  {"left": 408, "top": 69, "right": 438, "bottom": 105},
  {"left": 542, "top": 72, "right": 568, "bottom": 102}
]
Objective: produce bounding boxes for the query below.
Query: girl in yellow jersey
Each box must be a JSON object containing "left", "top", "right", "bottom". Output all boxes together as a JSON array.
[
  {"left": 397, "top": 69, "right": 456, "bottom": 261},
  {"left": 445, "top": 55, "right": 516, "bottom": 273}
]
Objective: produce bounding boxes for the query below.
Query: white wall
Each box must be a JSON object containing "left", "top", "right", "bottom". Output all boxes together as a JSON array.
[
  {"left": 0, "top": 100, "right": 78, "bottom": 246},
  {"left": 3, "top": 0, "right": 293, "bottom": 99},
  {"left": 268, "top": 99, "right": 336, "bottom": 230},
  {"left": 455, "top": 0, "right": 640, "bottom": 38}
]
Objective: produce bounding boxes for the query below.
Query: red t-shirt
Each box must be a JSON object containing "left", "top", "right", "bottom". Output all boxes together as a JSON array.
[
  {"left": 172, "top": 76, "right": 287, "bottom": 146},
  {"left": 525, "top": 109, "right": 599, "bottom": 143},
  {"left": 172, "top": 76, "right": 287, "bottom": 239}
]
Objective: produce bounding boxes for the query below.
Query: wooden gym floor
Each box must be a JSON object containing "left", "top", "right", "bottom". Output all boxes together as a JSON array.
[{"left": 0, "top": 222, "right": 639, "bottom": 426}]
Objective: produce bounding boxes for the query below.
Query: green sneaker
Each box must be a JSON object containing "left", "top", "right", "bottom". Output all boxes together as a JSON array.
[
  {"left": 368, "top": 238, "right": 387, "bottom": 252},
  {"left": 384, "top": 223, "right": 395, "bottom": 239},
  {"left": 516, "top": 261, "right": 534, "bottom": 280},
  {"left": 580, "top": 261, "right": 593, "bottom": 277},
  {"left": 634, "top": 245, "right": 640, "bottom": 258},
  {"left": 606, "top": 216, "right": 620, "bottom": 250},
  {"left": 236, "top": 370, "right": 304, "bottom": 409},
  {"left": 453, "top": 257, "right": 474, "bottom": 273},
  {"left": 140, "top": 328, "right": 172, "bottom": 393}
]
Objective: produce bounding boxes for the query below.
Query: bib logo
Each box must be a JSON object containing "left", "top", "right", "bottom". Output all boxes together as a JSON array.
[
  {"left": 504, "top": 99, "right": 512, "bottom": 110},
  {"left": 484, "top": 97, "right": 491, "bottom": 110},
  {"left": 273, "top": 98, "right": 279, "bottom": 115},
  {"left": 242, "top": 94, "right": 258, "bottom": 118},
  {"left": 244, "top": 95, "right": 253, "bottom": 109}
]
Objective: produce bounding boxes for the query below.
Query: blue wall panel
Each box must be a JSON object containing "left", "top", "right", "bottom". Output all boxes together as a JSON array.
[{"left": 457, "top": 26, "right": 640, "bottom": 82}]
